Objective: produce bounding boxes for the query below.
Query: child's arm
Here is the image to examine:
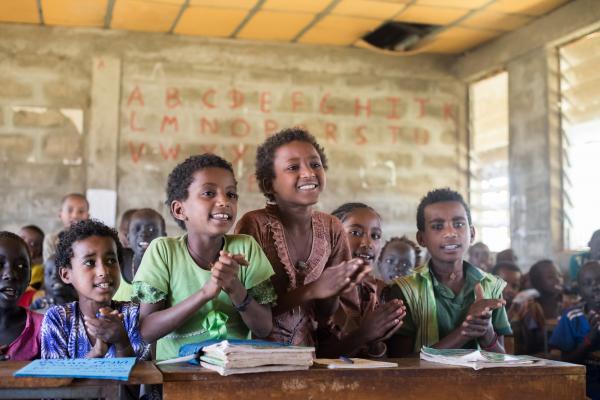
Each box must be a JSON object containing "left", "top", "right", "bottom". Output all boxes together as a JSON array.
[
  {"left": 212, "top": 251, "right": 272, "bottom": 337},
  {"left": 41, "top": 307, "right": 69, "bottom": 359},
  {"left": 273, "top": 259, "right": 370, "bottom": 316},
  {"left": 139, "top": 278, "right": 221, "bottom": 343},
  {"left": 318, "top": 300, "right": 406, "bottom": 357}
]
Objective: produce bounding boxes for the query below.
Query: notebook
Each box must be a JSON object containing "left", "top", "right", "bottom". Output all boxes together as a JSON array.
[
  {"left": 14, "top": 358, "right": 137, "bottom": 381},
  {"left": 314, "top": 358, "right": 398, "bottom": 369}
]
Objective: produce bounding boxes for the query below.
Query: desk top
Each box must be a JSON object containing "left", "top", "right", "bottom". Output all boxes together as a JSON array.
[
  {"left": 0, "top": 361, "right": 162, "bottom": 388},
  {"left": 158, "top": 357, "right": 585, "bottom": 382}
]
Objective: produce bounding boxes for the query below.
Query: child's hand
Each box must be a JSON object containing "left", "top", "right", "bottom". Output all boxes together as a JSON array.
[
  {"left": 460, "top": 314, "right": 493, "bottom": 340},
  {"left": 466, "top": 283, "right": 505, "bottom": 319},
  {"left": 359, "top": 299, "right": 406, "bottom": 343},
  {"left": 85, "top": 307, "right": 129, "bottom": 350},
  {"left": 310, "top": 259, "right": 369, "bottom": 300},
  {"left": 212, "top": 251, "right": 245, "bottom": 296},
  {"left": 86, "top": 337, "right": 108, "bottom": 358},
  {"left": 202, "top": 276, "right": 222, "bottom": 300}
]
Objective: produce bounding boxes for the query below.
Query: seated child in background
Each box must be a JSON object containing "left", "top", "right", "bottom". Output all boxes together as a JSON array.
[
  {"left": 550, "top": 261, "right": 600, "bottom": 399},
  {"left": 386, "top": 188, "right": 511, "bottom": 356},
  {"left": 30, "top": 257, "right": 78, "bottom": 313},
  {"left": 529, "top": 259, "right": 564, "bottom": 320},
  {"left": 118, "top": 209, "right": 138, "bottom": 248},
  {"left": 468, "top": 242, "right": 493, "bottom": 272},
  {"left": 569, "top": 229, "right": 600, "bottom": 282},
  {"left": 44, "top": 193, "right": 90, "bottom": 263},
  {"left": 133, "top": 154, "right": 276, "bottom": 362},
  {"left": 377, "top": 236, "right": 422, "bottom": 284},
  {"left": 235, "top": 128, "right": 369, "bottom": 346},
  {"left": 493, "top": 262, "right": 545, "bottom": 354},
  {"left": 113, "top": 209, "right": 166, "bottom": 302},
  {"left": 41, "top": 220, "right": 148, "bottom": 359},
  {"left": 324, "top": 203, "right": 405, "bottom": 357},
  {"left": 19, "top": 225, "right": 45, "bottom": 290},
  {"left": 0, "top": 232, "right": 43, "bottom": 360}
]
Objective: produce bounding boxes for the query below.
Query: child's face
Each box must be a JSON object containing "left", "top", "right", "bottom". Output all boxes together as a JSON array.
[
  {"left": 0, "top": 238, "right": 31, "bottom": 309},
  {"left": 469, "top": 244, "right": 491, "bottom": 271},
  {"left": 417, "top": 201, "right": 474, "bottom": 267},
  {"left": 44, "top": 257, "right": 77, "bottom": 303},
  {"left": 174, "top": 168, "right": 238, "bottom": 236},
  {"left": 269, "top": 141, "right": 326, "bottom": 207},
  {"left": 536, "top": 262, "right": 564, "bottom": 296},
  {"left": 590, "top": 232, "right": 600, "bottom": 259},
  {"left": 378, "top": 242, "right": 416, "bottom": 283},
  {"left": 60, "top": 236, "right": 120, "bottom": 305},
  {"left": 19, "top": 228, "right": 43, "bottom": 260},
  {"left": 578, "top": 264, "right": 600, "bottom": 311},
  {"left": 341, "top": 208, "right": 382, "bottom": 266},
  {"left": 59, "top": 196, "right": 89, "bottom": 228},
  {"left": 127, "top": 210, "right": 165, "bottom": 259},
  {"left": 497, "top": 268, "right": 521, "bottom": 305}
]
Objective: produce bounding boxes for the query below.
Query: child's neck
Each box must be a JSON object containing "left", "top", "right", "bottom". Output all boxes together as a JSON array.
[
  {"left": 538, "top": 294, "right": 561, "bottom": 319},
  {"left": 78, "top": 298, "right": 111, "bottom": 319},
  {"left": 430, "top": 258, "right": 465, "bottom": 293},
  {"left": 276, "top": 202, "right": 313, "bottom": 231},
  {"left": 187, "top": 231, "right": 224, "bottom": 268}
]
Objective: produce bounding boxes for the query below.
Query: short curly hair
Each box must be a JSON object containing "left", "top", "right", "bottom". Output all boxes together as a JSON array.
[
  {"left": 416, "top": 188, "right": 472, "bottom": 232},
  {"left": 528, "top": 259, "right": 556, "bottom": 291},
  {"left": 166, "top": 153, "right": 235, "bottom": 230},
  {"left": 380, "top": 236, "right": 422, "bottom": 267},
  {"left": 331, "top": 202, "right": 380, "bottom": 223},
  {"left": 255, "top": 128, "right": 328, "bottom": 202},
  {"left": 55, "top": 219, "right": 123, "bottom": 270},
  {"left": 0, "top": 231, "right": 31, "bottom": 265}
]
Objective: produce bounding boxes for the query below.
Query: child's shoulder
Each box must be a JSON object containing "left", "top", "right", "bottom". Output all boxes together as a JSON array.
[
  {"left": 44, "top": 301, "right": 77, "bottom": 322},
  {"left": 224, "top": 233, "right": 260, "bottom": 249},
  {"left": 238, "top": 207, "right": 276, "bottom": 224},
  {"left": 562, "top": 306, "right": 587, "bottom": 322}
]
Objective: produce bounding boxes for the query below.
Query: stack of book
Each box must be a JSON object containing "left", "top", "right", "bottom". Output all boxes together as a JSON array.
[
  {"left": 420, "top": 346, "right": 541, "bottom": 370},
  {"left": 199, "top": 340, "right": 315, "bottom": 376}
]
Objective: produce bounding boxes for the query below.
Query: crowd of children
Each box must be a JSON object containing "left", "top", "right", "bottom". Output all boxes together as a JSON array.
[{"left": 1, "top": 127, "right": 599, "bottom": 398}]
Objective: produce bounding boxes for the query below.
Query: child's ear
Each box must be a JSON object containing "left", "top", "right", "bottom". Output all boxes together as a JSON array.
[
  {"left": 171, "top": 200, "right": 187, "bottom": 224},
  {"left": 262, "top": 179, "right": 274, "bottom": 197},
  {"left": 416, "top": 231, "right": 425, "bottom": 247},
  {"left": 470, "top": 225, "right": 476, "bottom": 244},
  {"left": 59, "top": 267, "right": 72, "bottom": 284}
]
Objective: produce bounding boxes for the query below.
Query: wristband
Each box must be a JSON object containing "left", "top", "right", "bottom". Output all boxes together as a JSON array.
[
  {"left": 481, "top": 333, "right": 498, "bottom": 351},
  {"left": 233, "top": 291, "right": 253, "bottom": 312}
]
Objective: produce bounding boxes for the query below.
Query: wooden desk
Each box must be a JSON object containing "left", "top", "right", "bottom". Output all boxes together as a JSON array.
[
  {"left": 0, "top": 360, "right": 162, "bottom": 399},
  {"left": 159, "top": 358, "right": 585, "bottom": 400}
]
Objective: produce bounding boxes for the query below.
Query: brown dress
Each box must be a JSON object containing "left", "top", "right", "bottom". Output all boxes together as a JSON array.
[{"left": 235, "top": 204, "right": 352, "bottom": 346}]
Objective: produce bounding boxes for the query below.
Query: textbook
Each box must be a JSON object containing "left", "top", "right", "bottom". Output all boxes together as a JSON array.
[
  {"left": 420, "top": 346, "right": 541, "bottom": 370},
  {"left": 173, "top": 339, "right": 315, "bottom": 375},
  {"left": 314, "top": 358, "right": 398, "bottom": 369},
  {"left": 13, "top": 358, "right": 137, "bottom": 381}
]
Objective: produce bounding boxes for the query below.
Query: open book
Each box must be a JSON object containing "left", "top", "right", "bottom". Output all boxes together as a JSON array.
[{"left": 420, "top": 346, "right": 542, "bottom": 370}]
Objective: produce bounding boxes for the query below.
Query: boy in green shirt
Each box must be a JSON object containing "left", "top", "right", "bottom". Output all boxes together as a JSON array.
[{"left": 386, "top": 188, "right": 511, "bottom": 356}]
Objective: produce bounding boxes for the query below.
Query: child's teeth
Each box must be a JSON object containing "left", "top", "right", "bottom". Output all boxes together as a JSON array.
[{"left": 299, "top": 184, "right": 316, "bottom": 190}]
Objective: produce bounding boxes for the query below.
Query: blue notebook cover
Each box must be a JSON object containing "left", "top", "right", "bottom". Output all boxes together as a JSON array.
[
  {"left": 14, "top": 358, "right": 137, "bottom": 381},
  {"left": 179, "top": 339, "right": 291, "bottom": 365}
]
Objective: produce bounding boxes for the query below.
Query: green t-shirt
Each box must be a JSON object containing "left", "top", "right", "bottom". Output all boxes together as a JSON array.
[
  {"left": 132, "top": 234, "right": 276, "bottom": 361},
  {"left": 390, "top": 262, "right": 512, "bottom": 349},
  {"left": 113, "top": 279, "right": 133, "bottom": 302}
]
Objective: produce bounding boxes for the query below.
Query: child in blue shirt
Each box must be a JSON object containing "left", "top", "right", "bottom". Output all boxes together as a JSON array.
[{"left": 550, "top": 260, "right": 600, "bottom": 399}]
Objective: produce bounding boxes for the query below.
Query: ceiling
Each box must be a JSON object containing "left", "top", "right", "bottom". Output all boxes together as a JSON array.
[{"left": 0, "top": 0, "right": 571, "bottom": 54}]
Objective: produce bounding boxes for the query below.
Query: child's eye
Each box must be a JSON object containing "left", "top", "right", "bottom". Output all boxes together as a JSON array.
[
  {"left": 83, "top": 259, "right": 94, "bottom": 267},
  {"left": 454, "top": 221, "right": 466, "bottom": 228},
  {"left": 372, "top": 233, "right": 381, "bottom": 240},
  {"left": 202, "top": 191, "right": 215, "bottom": 197},
  {"left": 106, "top": 257, "right": 118, "bottom": 265},
  {"left": 310, "top": 162, "right": 322, "bottom": 169},
  {"left": 431, "top": 224, "right": 443, "bottom": 230},
  {"left": 16, "top": 263, "right": 24, "bottom": 269},
  {"left": 349, "top": 230, "right": 362, "bottom": 237},
  {"left": 286, "top": 164, "right": 299, "bottom": 171},
  {"left": 227, "top": 192, "right": 239, "bottom": 200}
]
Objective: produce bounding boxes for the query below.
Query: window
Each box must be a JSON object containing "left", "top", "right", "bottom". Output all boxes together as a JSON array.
[
  {"left": 559, "top": 31, "right": 600, "bottom": 250},
  {"left": 469, "top": 72, "right": 510, "bottom": 252}
]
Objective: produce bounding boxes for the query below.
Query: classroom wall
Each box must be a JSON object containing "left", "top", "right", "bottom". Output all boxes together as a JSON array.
[{"left": 0, "top": 24, "right": 466, "bottom": 239}]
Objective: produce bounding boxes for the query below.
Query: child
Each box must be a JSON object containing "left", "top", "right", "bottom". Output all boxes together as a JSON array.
[
  {"left": 0, "top": 232, "right": 43, "bottom": 360},
  {"left": 19, "top": 225, "right": 45, "bottom": 290},
  {"left": 30, "top": 257, "right": 78, "bottom": 313},
  {"left": 529, "top": 259, "right": 564, "bottom": 320},
  {"left": 493, "top": 262, "right": 545, "bottom": 354},
  {"left": 235, "top": 128, "right": 370, "bottom": 346},
  {"left": 468, "top": 242, "right": 492, "bottom": 272},
  {"left": 378, "top": 236, "right": 422, "bottom": 284},
  {"left": 133, "top": 154, "right": 276, "bottom": 362},
  {"left": 113, "top": 208, "right": 166, "bottom": 302},
  {"left": 550, "top": 261, "right": 600, "bottom": 399},
  {"left": 118, "top": 209, "right": 138, "bottom": 248},
  {"left": 41, "top": 220, "right": 148, "bottom": 359},
  {"left": 44, "top": 193, "right": 90, "bottom": 263},
  {"left": 496, "top": 248, "right": 519, "bottom": 265},
  {"left": 325, "top": 202, "right": 405, "bottom": 357},
  {"left": 386, "top": 188, "right": 511, "bottom": 356}
]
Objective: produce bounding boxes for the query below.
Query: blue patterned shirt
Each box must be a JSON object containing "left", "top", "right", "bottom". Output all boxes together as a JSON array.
[{"left": 41, "top": 301, "right": 149, "bottom": 360}]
